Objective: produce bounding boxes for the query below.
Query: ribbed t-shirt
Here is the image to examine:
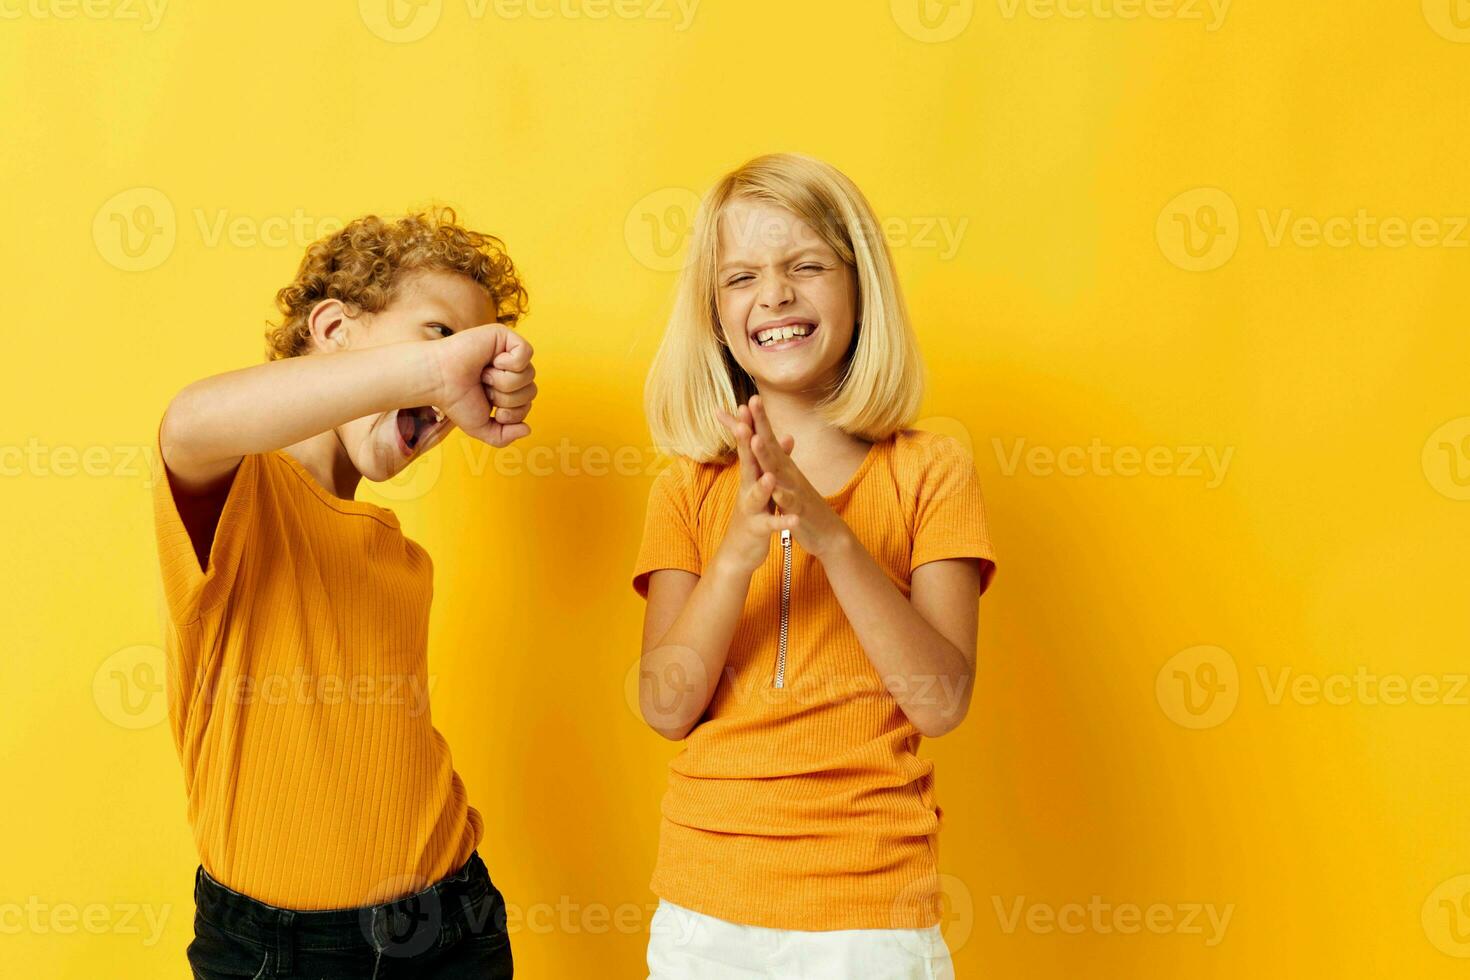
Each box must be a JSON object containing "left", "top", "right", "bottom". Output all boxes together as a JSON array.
[
  {"left": 632, "top": 430, "right": 996, "bottom": 930},
  {"left": 152, "top": 435, "right": 481, "bottom": 909}
]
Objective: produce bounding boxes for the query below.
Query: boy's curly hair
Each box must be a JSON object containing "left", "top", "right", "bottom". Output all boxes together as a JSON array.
[{"left": 265, "top": 207, "right": 528, "bottom": 360}]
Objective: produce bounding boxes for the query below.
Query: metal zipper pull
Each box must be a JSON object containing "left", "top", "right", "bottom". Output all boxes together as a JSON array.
[{"left": 775, "top": 528, "right": 792, "bottom": 689}]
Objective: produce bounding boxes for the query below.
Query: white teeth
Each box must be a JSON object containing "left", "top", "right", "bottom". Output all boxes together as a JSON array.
[
  {"left": 430, "top": 406, "right": 444, "bottom": 424},
  {"left": 755, "top": 323, "right": 813, "bottom": 346}
]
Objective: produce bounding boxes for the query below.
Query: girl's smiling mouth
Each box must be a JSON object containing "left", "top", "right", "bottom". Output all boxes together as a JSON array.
[{"left": 752, "top": 318, "right": 819, "bottom": 351}]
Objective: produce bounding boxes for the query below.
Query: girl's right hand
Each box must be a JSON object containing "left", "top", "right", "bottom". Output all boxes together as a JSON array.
[{"left": 712, "top": 405, "right": 799, "bottom": 578}]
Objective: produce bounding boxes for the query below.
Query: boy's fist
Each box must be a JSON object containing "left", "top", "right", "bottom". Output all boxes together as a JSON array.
[{"left": 429, "top": 324, "right": 537, "bottom": 448}]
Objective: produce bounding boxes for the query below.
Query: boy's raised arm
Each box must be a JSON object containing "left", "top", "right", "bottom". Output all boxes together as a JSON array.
[
  {"left": 161, "top": 323, "right": 530, "bottom": 495},
  {"left": 160, "top": 340, "right": 441, "bottom": 494}
]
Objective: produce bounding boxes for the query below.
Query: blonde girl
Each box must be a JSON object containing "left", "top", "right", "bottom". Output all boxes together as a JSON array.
[{"left": 633, "top": 153, "right": 997, "bottom": 979}]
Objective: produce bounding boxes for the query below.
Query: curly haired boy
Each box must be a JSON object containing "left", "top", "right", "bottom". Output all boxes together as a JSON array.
[{"left": 153, "top": 208, "right": 533, "bottom": 979}]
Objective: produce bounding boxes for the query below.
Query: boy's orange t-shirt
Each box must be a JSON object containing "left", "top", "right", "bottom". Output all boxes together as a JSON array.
[
  {"left": 151, "top": 436, "right": 481, "bottom": 909},
  {"left": 632, "top": 430, "right": 996, "bottom": 931}
]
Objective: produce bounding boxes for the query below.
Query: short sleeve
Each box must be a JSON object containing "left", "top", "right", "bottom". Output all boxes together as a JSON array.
[
  {"left": 151, "top": 421, "right": 264, "bottom": 625},
  {"left": 631, "top": 459, "right": 703, "bottom": 598},
  {"left": 909, "top": 435, "right": 997, "bottom": 594}
]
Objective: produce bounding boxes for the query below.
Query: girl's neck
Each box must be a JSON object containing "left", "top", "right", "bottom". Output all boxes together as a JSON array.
[{"left": 283, "top": 429, "right": 363, "bottom": 500}]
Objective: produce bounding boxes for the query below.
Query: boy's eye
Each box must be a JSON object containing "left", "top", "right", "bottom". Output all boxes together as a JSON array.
[
  {"left": 725, "top": 274, "right": 754, "bottom": 286},
  {"left": 428, "top": 323, "right": 454, "bottom": 337},
  {"left": 796, "top": 263, "right": 824, "bottom": 273}
]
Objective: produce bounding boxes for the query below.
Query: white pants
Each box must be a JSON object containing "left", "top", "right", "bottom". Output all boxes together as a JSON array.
[{"left": 646, "top": 900, "right": 955, "bottom": 980}]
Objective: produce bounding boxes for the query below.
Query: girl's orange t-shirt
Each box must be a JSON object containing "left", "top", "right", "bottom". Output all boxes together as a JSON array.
[
  {"left": 152, "top": 439, "right": 481, "bottom": 909},
  {"left": 632, "top": 430, "right": 996, "bottom": 930}
]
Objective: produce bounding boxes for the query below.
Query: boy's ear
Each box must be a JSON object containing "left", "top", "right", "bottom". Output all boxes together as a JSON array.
[{"left": 306, "top": 299, "right": 352, "bottom": 353}]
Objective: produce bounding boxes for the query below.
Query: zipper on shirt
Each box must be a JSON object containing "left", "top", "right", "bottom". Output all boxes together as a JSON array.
[{"left": 774, "top": 528, "right": 792, "bottom": 689}]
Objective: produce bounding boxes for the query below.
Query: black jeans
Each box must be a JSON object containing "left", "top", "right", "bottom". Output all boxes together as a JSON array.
[{"left": 187, "top": 852, "right": 513, "bottom": 979}]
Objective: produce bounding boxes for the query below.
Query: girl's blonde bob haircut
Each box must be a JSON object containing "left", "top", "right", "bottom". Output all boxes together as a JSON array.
[{"left": 644, "top": 153, "right": 924, "bottom": 460}]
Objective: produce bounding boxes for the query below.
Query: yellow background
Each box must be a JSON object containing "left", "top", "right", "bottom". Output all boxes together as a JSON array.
[{"left": 2, "top": 0, "right": 1467, "bottom": 976}]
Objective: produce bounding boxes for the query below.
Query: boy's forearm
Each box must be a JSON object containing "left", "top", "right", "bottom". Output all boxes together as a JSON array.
[{"left": 162, "top": 342, "right": 441, "bottom": 468}]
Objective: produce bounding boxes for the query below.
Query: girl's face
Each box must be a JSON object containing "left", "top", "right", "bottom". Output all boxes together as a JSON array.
[
  {"left": 318, "top": 269, "right": 495, "bottom": 482},
  {"left": 716, "top": 200, "right": 857, "bottom": 398}
]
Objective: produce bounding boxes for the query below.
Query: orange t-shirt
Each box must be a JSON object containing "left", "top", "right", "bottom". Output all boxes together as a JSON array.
[
  {"left": 151, "top": 436, "right": 481, "bottom": 909},
  {"left": 632, "top": 430, "right": 996, "bottom": 931}
]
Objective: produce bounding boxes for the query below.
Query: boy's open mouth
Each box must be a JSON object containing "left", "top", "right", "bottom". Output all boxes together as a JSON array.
[{"left": 394, "top": 405, "right": 446, "bottom": 457}]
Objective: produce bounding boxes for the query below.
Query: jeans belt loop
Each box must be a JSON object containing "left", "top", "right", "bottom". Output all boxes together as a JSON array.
[{"left": 275, "top": 909, "right": 296, "bottom": 975}]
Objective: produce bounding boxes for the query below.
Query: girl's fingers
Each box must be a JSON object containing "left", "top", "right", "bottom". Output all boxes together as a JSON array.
[
  {"left": 765, "top": 512, "right": 799, "bottom": 534},
  {"left": 743, "top": 471, "right": 775, "bottom": 512},
  {"left": 718, "top": 411, "right": 759, "bottom": 487},
  {"left": 748, "top": 399, "right": 795, "bottom": 476},
  {"left": 732, "top": 423, "right": 758, "bottom": 487},
  {"left": 749, "top": 432, "right": 789, "bottom": 477},
  {"left": 749, "top": 395, "right": 779, "bottom": 446}
]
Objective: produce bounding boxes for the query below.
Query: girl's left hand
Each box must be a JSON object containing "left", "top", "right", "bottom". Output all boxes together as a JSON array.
[{"left": 745, "top": 395, "right": 854, "bottom": 562}]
